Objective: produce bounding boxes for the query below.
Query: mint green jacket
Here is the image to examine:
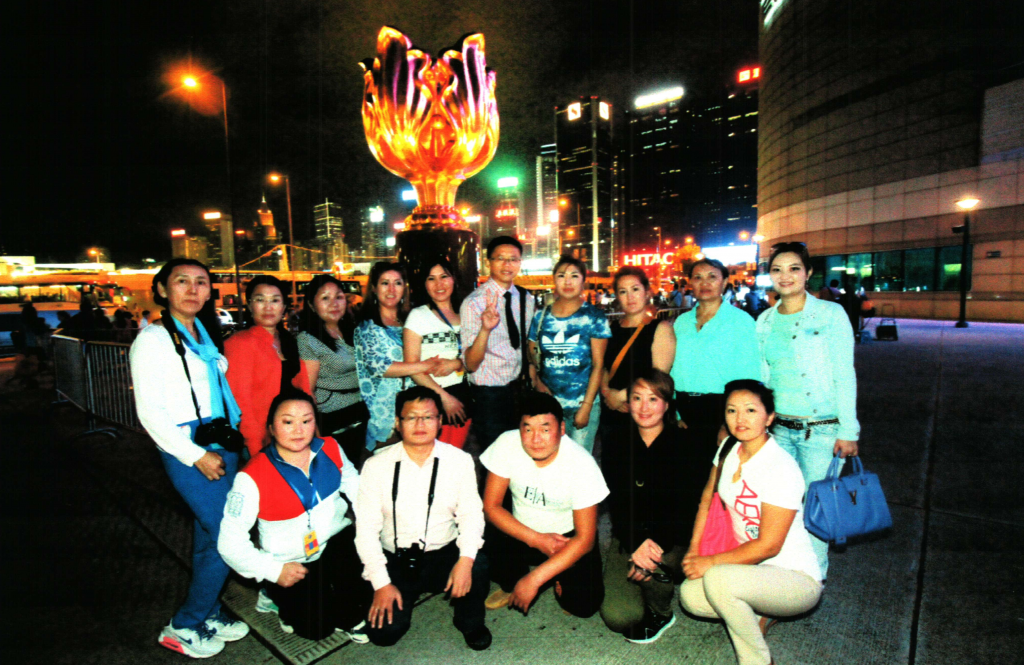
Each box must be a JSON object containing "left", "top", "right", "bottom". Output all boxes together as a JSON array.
[{"left": 755, "top": 293, "right": 860, "bottom": 441}]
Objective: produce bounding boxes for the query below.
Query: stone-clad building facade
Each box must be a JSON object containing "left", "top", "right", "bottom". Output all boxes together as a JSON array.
[{"left": 757, "top": 0, "right": 1024, "bottom": 322}]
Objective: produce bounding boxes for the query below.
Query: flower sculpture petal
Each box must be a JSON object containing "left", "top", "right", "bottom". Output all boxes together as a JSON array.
[{"left": 361, "top": 27, "right": 499, "bottom": 228}]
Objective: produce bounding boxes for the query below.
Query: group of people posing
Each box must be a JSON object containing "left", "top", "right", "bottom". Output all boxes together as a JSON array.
[{"left": 129, "top": 235, "right": 859, "bottom": 665}]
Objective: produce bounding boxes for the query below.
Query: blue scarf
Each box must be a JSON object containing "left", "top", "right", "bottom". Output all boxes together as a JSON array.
[{"left": 172, "top": 314, "right": 242, "bottom": 428}]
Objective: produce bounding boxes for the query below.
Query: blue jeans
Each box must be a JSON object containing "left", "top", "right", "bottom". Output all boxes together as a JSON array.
[
  {"left": 160, "top": 449, "right": 240, "bottom": 630},
  {"left": 771, "top": 421, "right": 843, "bottom": 579},
  {"left": 565, "top": 401, "right": 601, "bottom": 455}
]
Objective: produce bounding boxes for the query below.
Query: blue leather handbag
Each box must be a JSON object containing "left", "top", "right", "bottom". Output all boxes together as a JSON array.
[{"left": 804, "top": 455, "right": 892, "bottom": 545}]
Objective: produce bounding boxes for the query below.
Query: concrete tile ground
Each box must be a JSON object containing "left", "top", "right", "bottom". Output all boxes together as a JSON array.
[{"left": 1, "top": 318, "right": 1021, "bottom": 665}]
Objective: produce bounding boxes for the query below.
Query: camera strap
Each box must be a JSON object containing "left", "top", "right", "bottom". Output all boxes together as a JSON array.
[
  {"left": 391, "top": 457, "right": 440, "bottom": 550},
  {"left": 164, "top": 314, "right": 206, "bottom": 426}
]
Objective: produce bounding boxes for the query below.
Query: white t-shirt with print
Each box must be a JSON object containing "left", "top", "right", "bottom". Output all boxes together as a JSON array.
[
  {"left": 714, "top": 436, "right": 822, "bottom": 581},
  {"left": 404, "top": 305, "right": 463, "bottom": 389},
  {"left": 480, "top": 429, "right": 609, "bottom": 535}
]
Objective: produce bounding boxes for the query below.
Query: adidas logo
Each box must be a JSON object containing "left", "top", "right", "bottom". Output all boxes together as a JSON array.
[{"left": 541, "top": 330, "right": 580, "bottom": 354}]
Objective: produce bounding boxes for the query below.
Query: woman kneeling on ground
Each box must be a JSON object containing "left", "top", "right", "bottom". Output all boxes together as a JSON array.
[
  {"left": 218, "top": 389, "right": 373, "bottom": 642},
  {"left": 600, "top": 369, "right": 707, "bottom": 644},
  {"left": 680, "top": 380, "right": 823, "bottom": 665}
]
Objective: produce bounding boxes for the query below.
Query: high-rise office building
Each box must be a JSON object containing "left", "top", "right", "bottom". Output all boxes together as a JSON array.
[
  {"left": 170, "top": 229, "right": 209, "bottom": 264},
  {"left": 313, "top": 199, "right": 343, "bottom": 243},
  {"left": 535, "top": 144, "right": 558, "bottom": 258},
  {"left": 555, "top": 96, "right": 615, "bottom": 271},
  {"left": 702, "top": 69, "right": 759, "bottom": 246},
  {"left": 201, "top": 211, "right": 235, "bottom": 268},
  {"left": 360, "top": 206, "right": 386, "bottom": 258}
]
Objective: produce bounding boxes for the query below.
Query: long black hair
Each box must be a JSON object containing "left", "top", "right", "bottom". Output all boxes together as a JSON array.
[
  {"left": 414, "top": 258, "right": 464, "bottom": 312},
  {"left": 152, "top": 258, "right": 224, "bottom": 352},
  {"left": 357, "top": 261, "right": 410, "bottom": 327},
  {"left": 243, "top": 275, "right": 301, "bottom": 386},
  {"left": 298, "top": 275, "right": 355, "bottom": 350}
]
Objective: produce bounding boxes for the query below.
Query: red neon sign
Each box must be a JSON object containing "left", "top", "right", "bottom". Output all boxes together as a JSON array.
[
  {"left": 622, "top": 252, "right": 674, "bottom": 267},
  {"left": 738, "top": 67, "right": 761, "bottom": 83}
]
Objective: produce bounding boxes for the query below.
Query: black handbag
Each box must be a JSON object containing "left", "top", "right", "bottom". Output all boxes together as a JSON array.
[{"left": 318, "top": 399, "right": 370, "bottom": 435}]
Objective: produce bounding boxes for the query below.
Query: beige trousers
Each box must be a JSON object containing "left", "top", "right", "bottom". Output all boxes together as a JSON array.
[{"left": 680, "top": 564, "right": 822, "bottom": 665}]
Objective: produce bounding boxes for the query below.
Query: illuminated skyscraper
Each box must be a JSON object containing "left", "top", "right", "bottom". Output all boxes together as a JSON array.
[
  {"left": 555, "top": 96, "right": 615, "bottom": 271},
  {"left": 535, "top": 144, "right": 558, "bottom": 257},
  {"left": 313, "top": 199, "right": 343, "bottom": 243}
]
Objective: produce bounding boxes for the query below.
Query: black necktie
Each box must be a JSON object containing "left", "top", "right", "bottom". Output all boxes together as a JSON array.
[{"left": 504, "top": 291, "right": 520, "bottom": 349}]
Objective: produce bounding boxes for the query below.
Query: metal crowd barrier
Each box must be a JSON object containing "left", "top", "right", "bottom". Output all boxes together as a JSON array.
[
  {"left": 606, "top": 307, "right": 687, "bottom": 322},
  {"left": 52, "top": 334, "right": 139, "bottom": 438}
]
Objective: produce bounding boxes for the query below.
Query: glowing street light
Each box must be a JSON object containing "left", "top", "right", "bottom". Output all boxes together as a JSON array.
[
  {"left": 88, "top": 248, "right": 100, "bottom": 264},
  {"left": 739, "top": 230, "right": 750, "bottom": 241},
  {"left": 953, "top": 196, "right": 980, "bottom": 328},
  {"left": 268, "top": 172, "right": 297, "bottom": 304}
]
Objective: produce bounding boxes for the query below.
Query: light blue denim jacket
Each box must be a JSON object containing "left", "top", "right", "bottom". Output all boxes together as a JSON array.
[{"left": 755, "top": 293, "right": 860, "bottom": 441}]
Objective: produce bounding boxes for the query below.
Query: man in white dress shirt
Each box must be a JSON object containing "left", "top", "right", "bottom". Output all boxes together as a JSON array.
[{"left": 354, "top": 386, "right": 491, "bottom": 650}]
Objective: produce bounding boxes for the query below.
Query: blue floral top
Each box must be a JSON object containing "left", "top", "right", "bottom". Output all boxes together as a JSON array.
[{"left": 354, "top": 319, "right": 404, "bottom": 449}]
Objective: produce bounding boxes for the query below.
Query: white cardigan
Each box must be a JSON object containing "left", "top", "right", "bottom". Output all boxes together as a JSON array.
[{"left": 130, "top": 323, "right": 227, "bottom": 466}]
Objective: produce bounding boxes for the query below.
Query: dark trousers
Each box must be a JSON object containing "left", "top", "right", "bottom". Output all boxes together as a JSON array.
[
  {"left": 266, "top": 527, "right": 372, "bottom": 641},
  {"left": 488, "top": 529, "right": 604, "bottom": 618},
  {"left": 366, "top": 542, "right": 489, "bottom": 647},
  {"left": 599, "top": 407, "right": 634, "bottom": 479},
  {"left": 469, "top": 384, "right": 519, "bottom": 452},
  {"left": 675, "top": 392, "right": 725, "bottom": 465}
]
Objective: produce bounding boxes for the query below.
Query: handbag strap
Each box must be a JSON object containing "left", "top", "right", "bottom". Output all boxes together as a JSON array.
[
  {"left": 531, "top": 304, "right": 550, "bottom": 367},
  {"left": 711, "top": 436, "right": 739, "bottom": 501},
  {"left": 607, "top": 315, "right": 651, "bottom": 382},
  {"left": 163, "top": 313, "right": 205, "bottom": 425}
]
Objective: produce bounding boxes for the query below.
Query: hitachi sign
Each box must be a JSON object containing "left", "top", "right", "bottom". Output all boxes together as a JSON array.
[{"left": 622, "top": 252, "right": 675, "bottom": 267}]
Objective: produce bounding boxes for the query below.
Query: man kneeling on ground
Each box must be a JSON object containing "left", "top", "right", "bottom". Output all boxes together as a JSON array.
[
  {"left": 354, "top": 386, "right": 491, "bottom": 650},
  {"left": 480, "top": 392, "right": 608, "bottom": 616}
]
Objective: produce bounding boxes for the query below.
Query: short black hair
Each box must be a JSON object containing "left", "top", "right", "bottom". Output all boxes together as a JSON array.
[
  {"left": 689, "top": 258, "right": 728, "bottom": 280},
  {"left": 723, "top": 379, "right": 776, "bottom": 416},
  {"left": 395, "top": 386, "right": 443, "bottom": 416},
  {"left": 142, "top": 310, "right": 150, "bottom": 317},
  {"left": 553, "top": 254, "right": 587, "bottom": 278},
  {"left": 519, "top": 392, "right": 563, "bottom": 425},
  {"left": 829, "top": 279, "right": 839, "bottom": 287},
  {"left": 487, "top": 235, "right": 523, "bottom": 259},
  {"left": 266, "top": 388, "right": 317, "bottom": 428},
  {"left": 769, "top": 242, "right": 812, "bottom": 272}
]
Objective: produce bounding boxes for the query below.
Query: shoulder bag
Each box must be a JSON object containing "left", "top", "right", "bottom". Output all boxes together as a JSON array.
[
  {"left": 804, "top": 454, "right": 892, "bottom": 546},
  {"left": 698, "top": 436, "right": 741, "bottom": 556}
]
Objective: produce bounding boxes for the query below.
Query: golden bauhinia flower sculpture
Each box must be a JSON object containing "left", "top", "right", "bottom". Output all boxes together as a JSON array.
[{"left": 360, "top": 26, "right": 499, "bottom": 229}]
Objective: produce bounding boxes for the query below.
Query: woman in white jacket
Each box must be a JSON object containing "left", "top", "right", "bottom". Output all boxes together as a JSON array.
[
  {"left": 129, "top": 258, "right": 249, "bottom": 658},
  {"left": 218, "top": 390, "right": 372, "bottom": 642}
]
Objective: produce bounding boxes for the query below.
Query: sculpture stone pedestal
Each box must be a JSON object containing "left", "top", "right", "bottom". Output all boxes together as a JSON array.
[{"left": 395, "top": 226, "right": 479, "bottom": 304}]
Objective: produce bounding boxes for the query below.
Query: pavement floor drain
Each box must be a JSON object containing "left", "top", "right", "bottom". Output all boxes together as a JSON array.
[{"left": 221, "top": 580, "right": 355, "bottom": 665}]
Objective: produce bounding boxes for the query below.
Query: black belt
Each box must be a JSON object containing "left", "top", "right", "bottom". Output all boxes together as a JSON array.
[{"left": 774, "top": 416, "right": 839, "bottom": 438}]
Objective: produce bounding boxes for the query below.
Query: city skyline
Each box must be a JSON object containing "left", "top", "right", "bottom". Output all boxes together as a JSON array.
[{"left": 4, "top": 0, "right": 759, "bottom": 265}]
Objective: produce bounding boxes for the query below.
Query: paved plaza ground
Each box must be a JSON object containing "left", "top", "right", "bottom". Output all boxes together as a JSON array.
[{"left": 1, "top": 318, "right": 1022, "bottom": 665}]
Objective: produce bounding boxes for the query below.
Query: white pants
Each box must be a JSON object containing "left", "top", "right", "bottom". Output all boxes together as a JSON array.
[{"left": 680, "top": 564, "right": 822, "bottom": 665}]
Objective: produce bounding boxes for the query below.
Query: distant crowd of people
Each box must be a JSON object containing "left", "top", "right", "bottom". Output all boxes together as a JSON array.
[{"left": 126, "top": 236, "right": 861, "bottom": 665}]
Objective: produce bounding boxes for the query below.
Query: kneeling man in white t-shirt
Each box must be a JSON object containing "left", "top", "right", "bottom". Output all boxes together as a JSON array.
[{"left": 479, "top": 392, "right": 609, "bottom": 616}]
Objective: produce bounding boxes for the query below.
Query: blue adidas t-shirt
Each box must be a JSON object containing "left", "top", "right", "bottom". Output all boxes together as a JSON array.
[{"left": 528, "top": 302, "right": 612, "bottom": 410}]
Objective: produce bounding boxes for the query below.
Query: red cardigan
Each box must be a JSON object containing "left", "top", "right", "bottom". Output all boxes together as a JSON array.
[{"left": 224, "top": 327, "right": 312, "bottom": 457}]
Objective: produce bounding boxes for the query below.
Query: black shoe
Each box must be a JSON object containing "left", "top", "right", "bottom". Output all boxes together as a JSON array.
[
  {"left": 462, "top": 625, "right": 492, "bottom": 651},
  {"left": 624, "top": 611, "right": 676, "bottom": 644}
]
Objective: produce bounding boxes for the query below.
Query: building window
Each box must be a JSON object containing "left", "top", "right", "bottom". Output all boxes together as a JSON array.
[
  {"left": 873, "top": 250, "right": 904, "bottom": 292},
  {"left": 937, "top": 245, "right": 966, "bottom": 292},
  {"left": 846, "top": 253, "right": 873, "bottom": 291},
  {"left": 904, "top": 248, "right": 936, "bottom": 292}
]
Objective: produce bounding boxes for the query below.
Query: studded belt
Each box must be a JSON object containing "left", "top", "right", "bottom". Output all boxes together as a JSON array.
[{"left": 774, "top": 416, "right": 839, "bottom": 439}]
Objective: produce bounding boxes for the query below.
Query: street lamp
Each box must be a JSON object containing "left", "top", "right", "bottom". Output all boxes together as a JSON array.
[
  {"left": 268, "top": 173, "right": 298, "bottom": 306},
  {"left": 953, "top": 197, "right": 979, "bottom": 328},
  {"left": 88, "top": 248, "right": 100, "bottom": 264},
  {"left": 168, "top": 63, "right": 244, "bottom": 320}
]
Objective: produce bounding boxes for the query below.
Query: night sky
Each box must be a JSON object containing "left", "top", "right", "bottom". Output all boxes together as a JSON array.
[{"left": 4, "top": 0, "right": 758, "bottom": 264}]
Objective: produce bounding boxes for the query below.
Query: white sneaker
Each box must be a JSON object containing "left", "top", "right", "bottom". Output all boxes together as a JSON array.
[
  {"left": 278, "top": 618, "right": 295, "bottom": 634},
  {"left": 256, "top": 588, "right": 279, "bottom": 614},
  {"left": 206, "top": 609, "right": 250, "bottom": 642},
  {"left": 336, "top": 620, "right": 369, "bottom": 644},
  {"left": 158, "top": 622, "right": 225, "bottom": 659}
]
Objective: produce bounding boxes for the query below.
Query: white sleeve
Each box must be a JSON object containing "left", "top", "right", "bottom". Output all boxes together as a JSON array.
[
  {"left": 758, "top": 450, "right": 805, "bottom": 510},
  {"left": 570, "top": 448, "right": 610, "bottom": 510},
  {"left": 403, "top": 307, "right": 428, "bottom": 336},
  {"left": 129, "top": 329, "right": 207, "bottom": 466},
  {"left": 217, "top": 473, "right": 284, "bottom": 584},
  {"left": 354, "top": 456, "right": 392, "bottom": 590},
  {"left": 478, "top": 432, "right": 514, "bottom": 478},
  {"left": 338, "top": 446, "right": 360, "bottom": 504},
  {"left": 453, "top": 452, "right": 485, "bottom": 560}
]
